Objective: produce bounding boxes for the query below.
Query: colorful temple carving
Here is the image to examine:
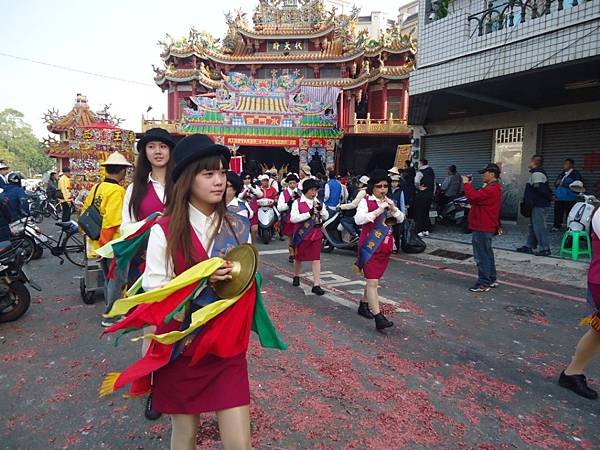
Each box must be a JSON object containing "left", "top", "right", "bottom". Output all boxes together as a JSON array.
[
  {"left": 43, "top": 94, "right": 135, "bottom": 187},
  {"left": 146, "top": 0, "right": 415, "bottom": 172}
]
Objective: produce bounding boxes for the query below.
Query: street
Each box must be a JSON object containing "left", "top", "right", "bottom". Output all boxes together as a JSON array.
[{"left": 1, "top": 233, "right": 599, "bottom": 449}]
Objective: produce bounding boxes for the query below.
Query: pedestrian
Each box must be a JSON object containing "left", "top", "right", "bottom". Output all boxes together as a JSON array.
[
  {"left": 277, "top": 173, "right": 300, "bottom": 263},
  {"left": 517, "top": 155, "right": 552, "bottom": 256},
  {"left": 0, "top": 161, "right": 9, "bottom": 187},
  {"left": 135, "top": 134, "right": 254, "bottom": 449},
  {"left": 226, "top": 171, "right": 252, "bottom": 222},
  {"left": 239, "top": 171, "right": 263, "bottom": 242},
  {"left": 462, "top": 164, "right": 502, "bottom": 292},
  {"left": 558, "top": 203, "right": 600, "bottom": 400},
  {"left": 413, "top": 159, "right": 435, "bottom": 237},
  {"left": 298, "top": 165, "right": 314, "bottom": 191},
  {"left": 266, "top": 168, "right": 280, "bottom": 193},
  {"left": 324, "top": 170, "right": 343, "bottom": 216},
  {"left": 354, "top": 169, "right": 404, "bottom": 331},
  {"left": 552, "top": 158, "right": 583, "bottom": 232},
  {"left": 58, "top": 167, "right": 73, "bottom": 221},
  {"left": 290, "top": 178, "right": 328, "bottom": 295},
  {"left": 121, "top": 127, "right": 174, "bottom": 231},
  {"left": 4, "top": 172, "right": 29, "bottom": 221},
  {"left": 441, "top": 165, "right": 463, "bottom": 205},
  {"left": 389, "top": 174, "right": 406, "bottom": 253},
  {"left": 339, "top": 175, "right": 369, "bottom": 240},
  {"left": 46, "top": 172, "right": 58, "bottom": 202},
  {"left": 82, "top": 152, "right": 132, "bottom": 326}
]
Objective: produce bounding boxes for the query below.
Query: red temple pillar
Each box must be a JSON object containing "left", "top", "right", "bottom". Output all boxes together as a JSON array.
[
  {"left": 338, "top": 90, "right": 344, "bottom": 130},
  {"left": 380, "top": 80, "right": 388, "bottom": 120},
  {"left": 401, "top": 80, "right": 409, "bottom": 121}
]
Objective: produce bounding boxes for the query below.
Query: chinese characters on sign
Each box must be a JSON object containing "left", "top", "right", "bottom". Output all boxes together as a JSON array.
[{"left": 269, "top": 40, "right": 306, "bottom": 52}]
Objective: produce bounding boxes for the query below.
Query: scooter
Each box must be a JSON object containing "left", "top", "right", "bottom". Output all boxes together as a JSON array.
[
  {"left": 437, "top": 196, "right": 469, "bottom": 226},
  {"left": 567, "top": 193, "right": 598, "bottom": 232},
  {"left": 322, "top": 210, "right": 358, "bottom": 253},
  {"left": 257, "top": 198, "right": 277, "bottom": 244},
  {"left": 10, "top": 217, "right": 47, "bottom": 262},
  {"left": 0, "top": 239, "right": 42, "bottom": 323}
]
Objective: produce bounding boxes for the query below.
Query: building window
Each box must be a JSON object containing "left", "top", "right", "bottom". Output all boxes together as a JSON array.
[
  {"left": 388, "top": 96, "right": 402, "bottom": 118},
  {"left": 320, "top": 67, "right": 341, "bottom": 78}
]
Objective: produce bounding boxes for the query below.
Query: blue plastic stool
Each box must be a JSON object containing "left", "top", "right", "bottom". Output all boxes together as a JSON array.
[{"left": 559, "top": 230, "right": 592, "bottom": 261}]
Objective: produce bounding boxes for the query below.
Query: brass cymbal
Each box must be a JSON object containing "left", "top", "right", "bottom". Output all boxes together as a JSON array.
[{"left": 214, "top": 244, "right": 259, "bottom": 299}]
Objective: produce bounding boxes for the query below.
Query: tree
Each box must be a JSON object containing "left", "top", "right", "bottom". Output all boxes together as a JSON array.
[{"left": 0, "top": 108, "right": 54, "bottom": 177}]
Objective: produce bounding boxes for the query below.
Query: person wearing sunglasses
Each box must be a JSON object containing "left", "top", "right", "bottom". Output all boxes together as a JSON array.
[
  {"left": 354, "top": 170, "right": 405, "bottom": 332},
  {"left": 238, "top": 172, "right": 263, "bottom": 242}
]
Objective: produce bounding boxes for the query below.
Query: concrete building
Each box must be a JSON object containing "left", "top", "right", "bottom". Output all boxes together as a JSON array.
[
  {"left": 398, "top": 0, "right": 419, "bottom": 36},
  {"left": 356, "top": 11, "right": 396, "bottom": 38},
  {"left": 408, "top": 0, "right": 600, "bottom": 220}
]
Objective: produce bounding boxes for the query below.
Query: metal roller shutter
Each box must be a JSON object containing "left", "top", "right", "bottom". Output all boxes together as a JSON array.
[
  {"left": 422, "top": 130, "right": 494, "bottom": 186},
  {"left": 539, "top": 119, "right": 600, "bottom": 198}
]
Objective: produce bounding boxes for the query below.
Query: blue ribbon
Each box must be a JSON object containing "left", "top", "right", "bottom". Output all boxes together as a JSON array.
[
  {"left": 292, "top": 216, "right": 316, "bottom": 248},
  {"left": 355, "top": 213, "right": 390, "bottom": 271}
]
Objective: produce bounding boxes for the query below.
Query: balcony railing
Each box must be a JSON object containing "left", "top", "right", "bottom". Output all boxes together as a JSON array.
[
  {"left": 141, "top": 116, "right": 180, "bottom": 133},
  {"left": 347, "top": 113, "right": 410, "bottom": 134},
  {"left": 468, "top": 0, "right": 586, "bottom": 37}
]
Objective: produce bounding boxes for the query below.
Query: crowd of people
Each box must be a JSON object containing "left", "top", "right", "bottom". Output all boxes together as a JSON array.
[{"left": 1, "top": 127, "right": 598, "bottom": 449}]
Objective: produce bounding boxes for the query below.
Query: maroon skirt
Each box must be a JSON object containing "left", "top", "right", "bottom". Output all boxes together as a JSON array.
[
  {"left": 282, "top": 219, "right": 294, "bottom": 237},
  {"left": 363, "top": 250, "right": 391, "bottom": 279},
  {"left": 295, "top": 238, "right": 321, "bottom": 261},
  {"left": 153, "top": 352, "right": 249, "bottom": 414}
]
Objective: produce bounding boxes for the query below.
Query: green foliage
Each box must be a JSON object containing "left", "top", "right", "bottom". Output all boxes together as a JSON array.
[{"left": 0, "top": 108, "right": 54, "bottom": 177}]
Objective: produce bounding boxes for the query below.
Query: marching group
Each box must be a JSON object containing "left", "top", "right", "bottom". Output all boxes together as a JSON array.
[{"left": 2, "top": 125, "right": 597, "bottom": 449}]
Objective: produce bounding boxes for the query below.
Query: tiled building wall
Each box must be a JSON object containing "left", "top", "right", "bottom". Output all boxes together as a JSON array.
[{"left": 411, "top": 0, "right": 600, "bottom": 95}]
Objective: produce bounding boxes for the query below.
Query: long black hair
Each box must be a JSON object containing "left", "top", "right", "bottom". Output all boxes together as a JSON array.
[{"left": 129, "top": 143, "right": 173, "bottom": 220}]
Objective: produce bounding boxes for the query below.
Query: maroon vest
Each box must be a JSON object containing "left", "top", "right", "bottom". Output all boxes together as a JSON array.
[
  {"left": 138, "top": 182, "right": 165, "bottom": 221},
  {"left": 294, "top": 199, "right": 322, "bottom": 242},
  {"left": 589, "top": 219, "right": 600, "bottom": 285},
  {"left": 158, "top": 216, "right": 208, "bottom": 275},
  {"left": 358, "top": 198, "right": 393, "bottom": 252}
]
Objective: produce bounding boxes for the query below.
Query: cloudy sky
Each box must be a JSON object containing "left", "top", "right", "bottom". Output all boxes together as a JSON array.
[{"left": 1, "top": 0, "right": 408, "bottom": 138}]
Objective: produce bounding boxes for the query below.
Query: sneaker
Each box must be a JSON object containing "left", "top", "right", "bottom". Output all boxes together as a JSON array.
[
  {"left": 292, "top": 276, "right": 300, "bottom": 287},
  {"left": 311, "top": 286, "right": 325, "bottom": 296},
  {"left": 101, "top": 317, "right": 117, "bottom": 327},
  {"left": 469, "top": 285, "right": 491, "bottom": 292},
  {"left": 489, "top": 282, "right": 499, "bottom": 288},
  {"left": 288, "top": 255, "right": 294, "bottom": 263},
  {"left": 516, "top": 246, "right": 533, "bottom": 254},
  {"left": 417, "top": 232, "right": 425, "bottom": 238},
  {"left": 424, "top": 231, "right": 430, "bottom": 237},
  {"left": 558, "top": 371, "right": 598, "bottom": 400},
  {"left": 534, "top": 249, "right": 551, "bottom": 257}
]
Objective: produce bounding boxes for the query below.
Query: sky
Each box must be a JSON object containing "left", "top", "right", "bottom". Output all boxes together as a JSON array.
[{"left": 1, "top": 0, "right": 407, "bottom": 139}]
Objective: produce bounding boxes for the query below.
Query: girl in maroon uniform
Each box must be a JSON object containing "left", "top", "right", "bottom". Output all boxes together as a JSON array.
[
  {"left": 290, "top": 178, "right": 328, "bottom": 295},
  {"left": 354, "top": 170, "right": 405, "bottom": 331},
  {"left": 277, "top": 173, "right": 299, "bottom": 263}
]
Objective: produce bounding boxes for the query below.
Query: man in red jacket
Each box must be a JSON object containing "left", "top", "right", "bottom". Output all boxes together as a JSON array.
[{"left": 462, "top": 163, "right": 502, "bottom": 292}]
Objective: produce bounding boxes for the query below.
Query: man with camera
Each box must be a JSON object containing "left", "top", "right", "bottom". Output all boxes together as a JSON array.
[{"left": 462, "top": 164, "right": 502, "bottom": 292}]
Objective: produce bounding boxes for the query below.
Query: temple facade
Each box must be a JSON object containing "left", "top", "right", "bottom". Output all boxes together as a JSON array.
[{"left": 145, "top": 0, "right": 415, "bottom": 174}]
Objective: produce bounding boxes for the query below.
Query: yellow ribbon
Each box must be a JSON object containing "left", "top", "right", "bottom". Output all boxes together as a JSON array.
[{"left": 104, "top": 257, "right": 225, "bottom": 318}]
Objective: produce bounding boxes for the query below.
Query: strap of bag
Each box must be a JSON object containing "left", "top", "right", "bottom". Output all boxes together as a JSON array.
[{"left": 89, "top": 182, "right": 102, "bottom": 207}]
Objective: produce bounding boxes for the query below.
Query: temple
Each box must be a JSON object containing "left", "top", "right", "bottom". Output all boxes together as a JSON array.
[{"left": 145, "top": 0, "right": 415, "bottom": 174}]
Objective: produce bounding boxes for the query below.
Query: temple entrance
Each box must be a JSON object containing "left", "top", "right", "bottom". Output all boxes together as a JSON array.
[{"left": 238, "top": 146, "right": 299, "bottom": 177}]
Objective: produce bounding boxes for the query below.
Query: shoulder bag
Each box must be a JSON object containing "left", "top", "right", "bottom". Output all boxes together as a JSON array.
[{"left": 78, "top": 183, "right": 103, "bottom": 240}]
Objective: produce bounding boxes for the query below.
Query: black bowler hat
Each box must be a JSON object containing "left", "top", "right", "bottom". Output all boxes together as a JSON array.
[
  {"left": 302, "top": 178, "right": 320, "bottom": 194},
  {"left": 227, "top": 171, "right": 242, "bottom": 194},
  {"left": 172, "top": 134, "right": 231, "bottom": 182},
  {"left": 368, "top": 169, "right": 391, "bottom": 186},
  {"left": 285, "top": 173, "right": 299, "bottom": 183},
  {"left": 479, "top": 163, "right": 501, "bottom": 176},
  {"left": 137, "top": 128, "right": 175, "bottom": 152}
]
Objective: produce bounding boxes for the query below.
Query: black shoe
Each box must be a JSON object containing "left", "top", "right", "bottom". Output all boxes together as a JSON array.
[
  {"left": 311, "top": 285, "right": 325, "bottom": 296},
  {"left": 534, "top": 249, "right": 551, "bottom": 257},
  {"left": 558, "top": 371, "right": 598, "bottom": 400},
  {"left": 288, "top": 255, "right": 294, "bottom": 263},
  {"left": 144, "top": 394, "right": 162, "bottom": 420},
  {"left": 516, "top": 246, "right": 533, "bottom": 254},
  {"left": 374, "top": 312, "right": 393, "bottom": 331},
  {"left": 357, "top": 302, "right": 374, "bottom": 319},
  {"left": 292, "top": 276, "right": 300, "bottom": 287}
]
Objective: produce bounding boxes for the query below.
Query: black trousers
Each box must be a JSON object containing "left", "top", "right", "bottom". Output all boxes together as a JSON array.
[
  {"left": 553, "top": 200, "right": 576, "bottom": 228},
  {"left": 413, "top": 193, "right": 433, "bottom": 233},
  {"left": 61, "top": 202, "right": 72, "bottom": 222}
]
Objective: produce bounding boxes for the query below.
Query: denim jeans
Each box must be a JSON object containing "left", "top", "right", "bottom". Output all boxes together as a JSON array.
[
  {"left": 472, "top": 231, "right": 496, "bottom": 286},
  {"left": 100, "top": 258, "right": 128, "bottom": 314},
  {"left": 340, "top": 215, "right": 359, "bottom": 236},
  {"left": 526, "top": 207, "right": 549, "bottom": 251}
]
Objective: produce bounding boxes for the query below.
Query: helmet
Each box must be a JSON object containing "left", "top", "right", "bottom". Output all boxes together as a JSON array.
[{"left": 7, "top": 172, "right": 22, "bottom": 185}]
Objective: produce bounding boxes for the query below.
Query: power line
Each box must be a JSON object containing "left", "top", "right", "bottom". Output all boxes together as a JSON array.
[{"left": 0, "top": 51, "right": 156, "bottom": 88}]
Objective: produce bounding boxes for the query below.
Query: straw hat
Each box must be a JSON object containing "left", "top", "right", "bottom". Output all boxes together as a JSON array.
[
  {"left": 388, "top": 166, "right": 400, "bottom": 175},
  {"left": 101, "top": 152, "right": 133, "bottom": 167},
  {"left": 358, "top": 175, "right": 370, "bottom": 185}
]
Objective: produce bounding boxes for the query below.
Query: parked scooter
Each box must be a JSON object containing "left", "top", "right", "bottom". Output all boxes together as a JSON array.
[
  {"left": 566, "top": 182, "right": 598, "bottom": 232},
  {"left": 437, "top": 196, "right": 469, "bottom": 227},
  {"left": 0, "top": 239, "right": 41, "bottom": 323},
  {"left": 257, "top": 197, "right": 277, "bottom": 244},
  {"left": 322, "top": 210, "right": 358, "bottom": 253}
]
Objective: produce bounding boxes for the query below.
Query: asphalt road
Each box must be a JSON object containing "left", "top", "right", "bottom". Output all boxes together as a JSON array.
[{"left": 1, "top": 229, "right": 599, "bottom": 449}]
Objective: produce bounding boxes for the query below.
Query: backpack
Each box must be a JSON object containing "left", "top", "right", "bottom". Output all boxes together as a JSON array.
[{"left": 401, "top": 219, "right": 427, "bottom": 254}]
